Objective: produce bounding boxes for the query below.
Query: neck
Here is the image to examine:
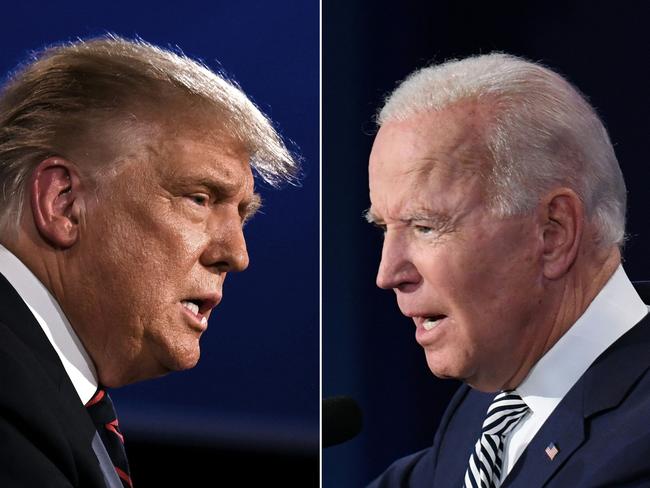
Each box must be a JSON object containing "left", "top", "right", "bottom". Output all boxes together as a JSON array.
[
  {"left": 501, "top": 245, "right": 621, "bottom": 391},
  {"left": 2, "top": 227, "right": 65, "bottom": 302}
]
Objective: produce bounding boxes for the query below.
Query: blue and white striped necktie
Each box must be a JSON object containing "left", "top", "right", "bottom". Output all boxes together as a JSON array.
[{"left": 463, "top": 390, "right": 529, "bottom": 488}]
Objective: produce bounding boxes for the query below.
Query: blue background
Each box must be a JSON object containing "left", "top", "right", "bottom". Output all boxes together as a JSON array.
[
  {"left": 0, "top": 0, "right": 319, "bottom": 478},
  {"left": 323, "top": 0, "right": 650, "bottom": 486}
]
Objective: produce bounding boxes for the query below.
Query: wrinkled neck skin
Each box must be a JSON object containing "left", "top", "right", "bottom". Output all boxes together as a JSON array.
[{"left": 490, "top": 237, "right": 621, "bottom": 392}]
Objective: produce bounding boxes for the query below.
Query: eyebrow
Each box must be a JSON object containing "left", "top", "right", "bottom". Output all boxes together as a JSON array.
[
  {"left": 364, "top": 207, "right": 452, "bottom": 226},
  {"left": 405, "top": 210, "right": 451, "bottom": 224},
  {"left": 363, "top": 208, "right": 380, "bottom": 224},
  {"left": 242, "top": 193, "right": 263, "bottom": 222}
]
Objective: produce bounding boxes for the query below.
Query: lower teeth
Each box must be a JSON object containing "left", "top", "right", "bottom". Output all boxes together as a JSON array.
[{"left": 423, "top": 319, "right": 441, "bottom": 331}]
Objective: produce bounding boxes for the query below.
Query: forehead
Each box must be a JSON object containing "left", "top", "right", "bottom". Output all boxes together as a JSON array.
[
  {"left": 100, "top": 96, "right": 252, "bottom": 181},
  {"left": 155, "top": 129, "right": 252, "bottom": 185},
  {"left": 368, "top": 103, "right": 491, "bottom": 216},
  {"left": 116, "top": 117, "right": 255, "bottom": 195},
  {"left": 370, "top": 102, "right": 490, "bottom": 180}
]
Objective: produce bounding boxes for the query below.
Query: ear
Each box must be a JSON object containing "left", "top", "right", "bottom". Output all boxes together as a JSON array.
[
  {"left": 30, "top": 157, "right": 83, "bottom": 248},
  {"left": 540, "top": 188, "right": 584, "bottom": 280}
]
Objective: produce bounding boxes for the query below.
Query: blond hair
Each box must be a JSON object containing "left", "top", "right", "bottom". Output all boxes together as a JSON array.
[{"left": 0, "top": 34, "right": 299, "bottom": 234}]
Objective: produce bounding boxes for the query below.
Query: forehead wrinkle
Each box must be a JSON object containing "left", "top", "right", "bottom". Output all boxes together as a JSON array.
[
  {"left": 144, "top": 120, "right": 250, "bottom": 181},
  {"left": 399, "top": 106, "right": 493, "bottom": 179},
  {"left": 401, "top": 152, "right": 486, "bottom": 179},
  {"left": 379, "top": 165, "right": 484, "bottom": 225},
  {"left": 150, "top": 138, "right": 252, "bottom": 197},
  {"left": 399, "top": 157, "right": 486, "bottom": 215}
]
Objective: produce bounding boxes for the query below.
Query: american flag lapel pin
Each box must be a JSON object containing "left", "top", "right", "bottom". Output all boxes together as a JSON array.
[{"left": 545, "top": 442, "right": 559, "bottom": 461}]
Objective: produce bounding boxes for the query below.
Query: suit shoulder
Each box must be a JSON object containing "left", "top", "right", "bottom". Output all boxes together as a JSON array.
[
  {"left": 366, "top": 448, "right": 433, "bottom": 488},
  {"left": 366, "top": 383, "right": 487, "bottom": 488}
]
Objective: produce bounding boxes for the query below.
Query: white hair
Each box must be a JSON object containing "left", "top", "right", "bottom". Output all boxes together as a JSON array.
[{"left": 378, "top": 53, "right": 626, "bottom": 247}]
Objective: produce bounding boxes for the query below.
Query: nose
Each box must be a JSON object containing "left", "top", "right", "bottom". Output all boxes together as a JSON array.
[
  {"left": 376, "top": 231, "right": 420, "bottom": 290},
  {"left": 201, "top": 209, "right": 250, "bottom": 273}
]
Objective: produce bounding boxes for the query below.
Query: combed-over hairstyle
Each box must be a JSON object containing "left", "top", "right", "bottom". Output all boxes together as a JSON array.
[
  {"left": 378, "top": 53, "right": 626, "bottom": 247},
  {"left": 0, "top": 35, "right": 299, "bottom": 235}
]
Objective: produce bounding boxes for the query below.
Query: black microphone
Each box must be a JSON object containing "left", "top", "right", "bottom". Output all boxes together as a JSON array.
[{"left": 323, "top": 396, "right": 363, "bottom": 447}]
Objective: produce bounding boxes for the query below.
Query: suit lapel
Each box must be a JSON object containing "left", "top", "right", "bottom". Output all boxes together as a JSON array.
[
  {"left": 0, "top": 273, "right": 67, "bottom": 385},
  {"left": 502, "top": 382, "right": 585, "bottom": 486},
  {"left": 504, "top": 313, "right": 650, "bottom": 487},
  {"left": 0, "top": 272, "right": 110, "bottom": 486}
]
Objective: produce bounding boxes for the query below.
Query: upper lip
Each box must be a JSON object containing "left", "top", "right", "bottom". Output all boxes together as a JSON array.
[
  {"left": 183, "top": 292, "right": 222, "bottom": 315},
  {"left": 401, "top": 311, "right": 447, "bottom": 328}
]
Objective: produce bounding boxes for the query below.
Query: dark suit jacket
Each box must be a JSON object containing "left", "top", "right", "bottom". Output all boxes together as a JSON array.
[
  {"left": 369, "top": 283, "right": 650, "bottom": 487},
  {"left": 0, "top": 273, "right": 117, "bottom": 487}
]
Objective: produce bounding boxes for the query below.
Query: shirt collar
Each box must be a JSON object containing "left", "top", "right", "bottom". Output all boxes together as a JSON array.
[
  {"left": 0, "top": 244, "right": 98, "bottom": 404},
  {"left": 516, "top": 264, "right": 648, "bottom": 415}
]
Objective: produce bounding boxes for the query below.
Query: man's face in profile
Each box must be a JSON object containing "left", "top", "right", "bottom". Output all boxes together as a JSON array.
[
  {"left": 368, "top": 104, "right": 548, "bottom": 391},
  {"left": 64, "top": 118, "right": 258, "bottom": 386}
]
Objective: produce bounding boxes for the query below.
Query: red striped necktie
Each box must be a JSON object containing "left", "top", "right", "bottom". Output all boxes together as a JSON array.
[{"left": 86, "top": 388, "right": 133, "bottom": 488}]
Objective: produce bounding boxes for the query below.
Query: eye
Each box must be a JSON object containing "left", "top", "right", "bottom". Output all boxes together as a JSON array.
[
  {"left": 187, "top": 194, "right": 210, "bottom": 206},
  {"left": 414, "top": 225, "right": 433, "bottom": 235}
]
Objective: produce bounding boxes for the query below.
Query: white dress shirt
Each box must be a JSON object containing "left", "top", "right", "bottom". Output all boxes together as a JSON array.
[
  {"left": 500, "top": 264, "right": 648, "bottom": 481},
  {"left": 0, "top": 245, "right": 98, "bottom": 405}
]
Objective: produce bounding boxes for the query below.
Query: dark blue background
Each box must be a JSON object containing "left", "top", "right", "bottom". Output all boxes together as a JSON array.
[
  {"left": 0, "top": 0, "right": 319, "bottom": 468},
  {"left": 323, "top": 0, "right": 650, "bottom": 486}
]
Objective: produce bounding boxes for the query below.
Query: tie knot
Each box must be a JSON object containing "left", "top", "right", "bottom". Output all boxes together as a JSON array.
[
  {"left": 85, "top": 388, "right": 132, "bottom": 487},
  {"left": 481, "top": 390, "right": 529, "bottom": 437},
  {"left": 86, "top": 388, "right": 118, "bottom": 425}
]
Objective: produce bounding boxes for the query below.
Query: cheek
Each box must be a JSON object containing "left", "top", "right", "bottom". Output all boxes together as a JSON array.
[
  {"left": 85, "top": 221, "right": 206, "bottom": 313},
  {"left": 461, "top": 237, "right": 542, "bottom": 343},
  {"left": 416, "top": 240, "right": 493, "bottom": 294},
  {"left": 418, "top": 231, "right": 539, "bottom": 326},
  {"left": 120, "top": 209, "right": 206, "bottom": 269},
  {"left": 460, "top": 222, "right": 540, "bottom": 290}
]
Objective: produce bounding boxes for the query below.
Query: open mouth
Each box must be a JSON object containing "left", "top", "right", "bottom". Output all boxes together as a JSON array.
[
  {"left": 181, "top": 299, "right": 213, "bottom": 326},
  {"left": 422, "top": 315, "right": 446, "bottom": 331}
]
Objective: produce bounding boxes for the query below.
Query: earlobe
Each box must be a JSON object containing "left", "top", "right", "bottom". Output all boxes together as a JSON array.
[
  {"left": 541, "top": 189, "right": 583, "bottom": 280},
  {"left": 30, "top": 157, "right": 82, "bottom": 248}
]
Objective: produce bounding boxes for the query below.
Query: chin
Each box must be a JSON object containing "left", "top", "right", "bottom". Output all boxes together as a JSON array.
[
  {"left": 424, "top": 354, "right": 468, "bottom": 382},
  {"left": 425, "top": 361, "right": 456, "bottom": 380},
  {"left": 176, "top": 354, "right": 201, "bottom": 371},
  {"left": 164, "top": 344, "right": 202, "bottom": 372}
]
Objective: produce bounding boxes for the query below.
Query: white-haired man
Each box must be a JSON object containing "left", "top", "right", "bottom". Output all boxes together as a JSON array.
[
  {"left": 0, "top": 36, "right": 297, "bottom": 487},
  {"left": 366, "top": 53, "right": 650, "bottom": 487}
]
